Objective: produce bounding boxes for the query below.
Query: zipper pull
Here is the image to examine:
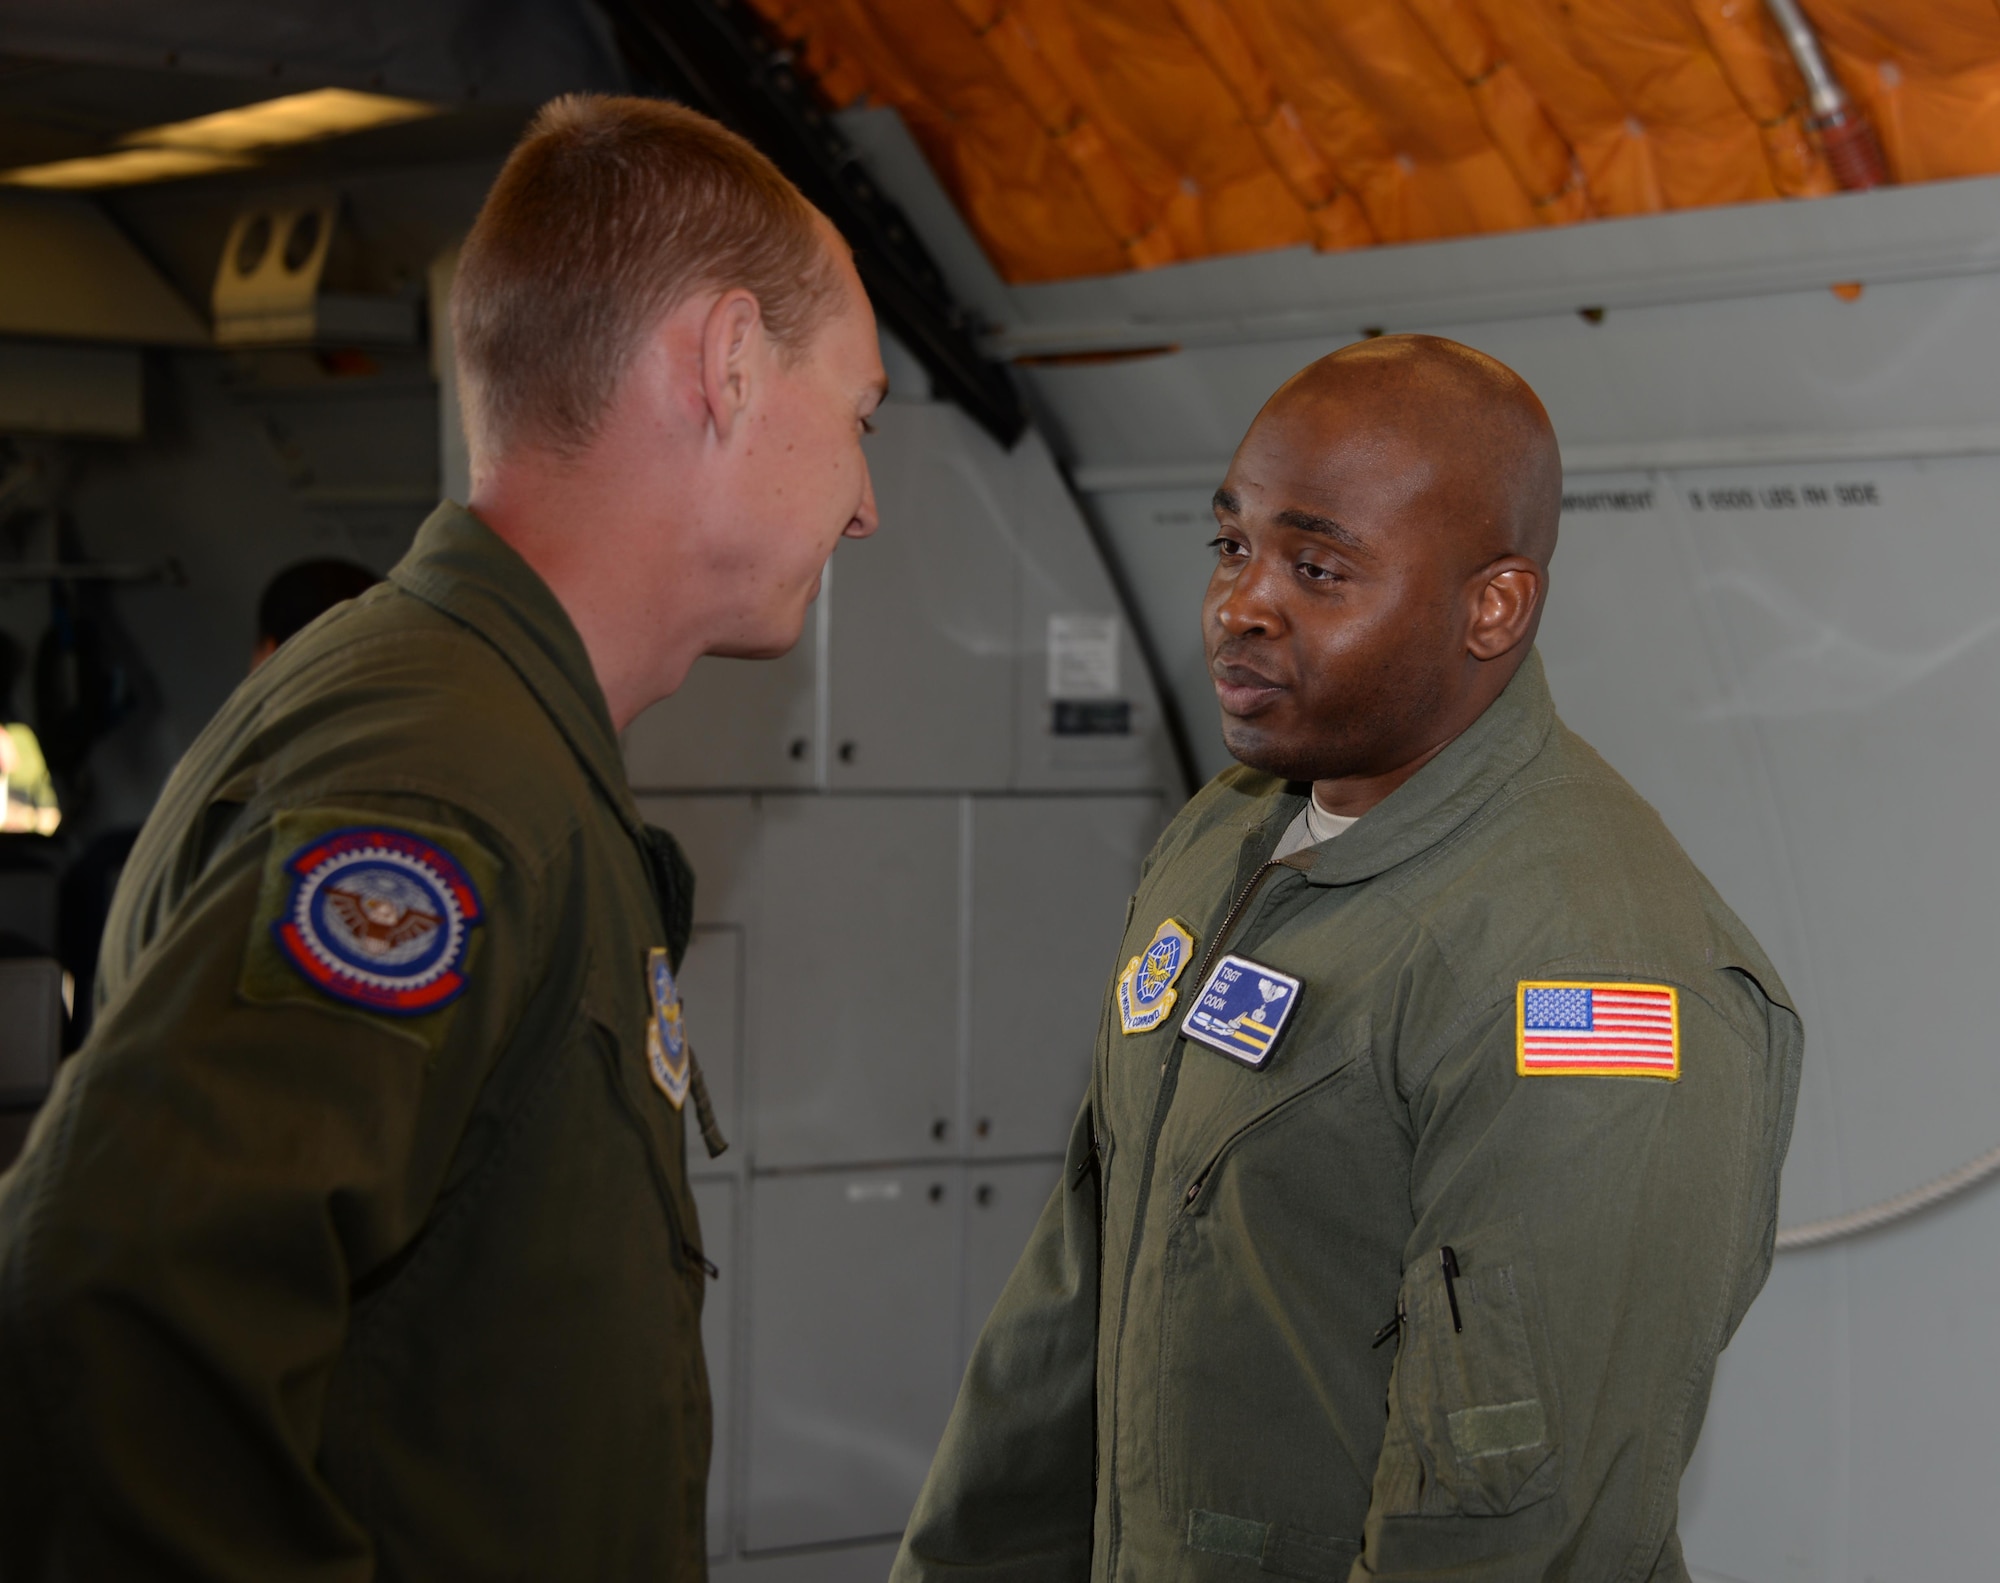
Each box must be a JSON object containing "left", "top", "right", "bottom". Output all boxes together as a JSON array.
[
  {"left": 687, "top": 1043, "right": 729, "bottom": 1160},
  {"left": 1372, "top": 1292, "right": 1407, "bottom": 1349},
  {"left": 1440, "top": 1246, "right": 1463, "bottom": 1333},
  {"left": 1073, "top": 1132, "right": 1103, "bottom": 1188},
  {"left": 684, "top": 1240, "right": 720, "bottom": 1280}
]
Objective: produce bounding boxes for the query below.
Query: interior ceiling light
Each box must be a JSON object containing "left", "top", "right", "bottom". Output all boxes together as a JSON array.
[
  {"left": 115, "top": 88, "right": 439, "bottom": 156},
  {"left": 0, "top": 87, "right": 438, "bottom": 190},
  {"left": 0, "top": 146, "right": 253, "bottom": 189}
]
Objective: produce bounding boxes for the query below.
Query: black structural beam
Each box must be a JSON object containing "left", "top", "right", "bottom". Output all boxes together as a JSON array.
[{"left": 599, "top": 0, "right": 1027, "bottom": 448}]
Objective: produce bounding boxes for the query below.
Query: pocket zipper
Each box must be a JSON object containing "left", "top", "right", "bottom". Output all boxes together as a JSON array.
[
  {"left": 684, "top": 1240, "right": 720, "bottom": 1280},
  {"left": 1176, "top": 1058, "right": 1357, "bottom": 1215}
]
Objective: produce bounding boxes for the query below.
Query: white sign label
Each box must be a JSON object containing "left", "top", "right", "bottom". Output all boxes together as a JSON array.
[{"left": 1048, "top": 613, "right": 1121, "bottom": 699}]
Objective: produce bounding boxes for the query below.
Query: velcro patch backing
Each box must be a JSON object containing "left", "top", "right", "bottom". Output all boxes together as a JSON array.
[{"left": 1448, "top": 1399, "right": 1549, "bottom": 1460}]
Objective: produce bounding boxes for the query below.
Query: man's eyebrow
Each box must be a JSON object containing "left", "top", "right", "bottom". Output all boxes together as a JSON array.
[
  {"left": 1275, "top": 506, "right": 1370, "bottom": 555},
  {"left": 1213, "top": 489, "right": 1371, "bottom": 556}
]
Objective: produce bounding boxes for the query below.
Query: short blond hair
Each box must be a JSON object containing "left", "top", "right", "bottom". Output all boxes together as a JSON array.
[{"left": 452, "top": 94, "right": 843, "bottom": 459}]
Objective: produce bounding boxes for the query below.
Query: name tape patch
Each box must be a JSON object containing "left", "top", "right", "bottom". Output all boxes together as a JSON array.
[
  {"left": 1118, "top": 917, "right": 1196, "bottom": 1034},
  {"left": 273, "top": 826, "right": 483, "bottom": 1015},
  {"left": 1180, "top": 954, "right": 1301, "bottom": 1069},
  {"left": 1517, "top": 981, "right": 1679, "bottom": 1079}
]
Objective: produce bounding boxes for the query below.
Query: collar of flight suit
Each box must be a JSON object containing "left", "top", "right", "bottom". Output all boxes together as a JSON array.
[
  {"left": 1285, "top": 647, "right": 1557, "bottom": 889},
  {"left": 390, "top": 500, "right": 649, "bottom": 845}
]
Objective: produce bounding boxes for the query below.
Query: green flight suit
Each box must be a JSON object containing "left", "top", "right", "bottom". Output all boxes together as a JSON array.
[
  {"left": 893, "top": 651, "right": 1802, "bottom": 1583},
  {"left": 0, "top": 503, "right": 715, "bottom": 1579}
]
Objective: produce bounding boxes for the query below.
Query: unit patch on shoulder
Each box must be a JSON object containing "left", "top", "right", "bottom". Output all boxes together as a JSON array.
[
  {"left": 1180, "top": 954, "right": 1301, "bottom": 1070},
  {"left": 1517, "top": 981, "right": 1679, "bottom": 1079},
  {"left": 272, "top": 825, "right": 484, "bottom": 1016},
  {"left": 1117, "top": 917, "right": 1196, "bottom": 1034},
  {"left": 647, "top": 946, "right": 691, "bottom": 1110}
]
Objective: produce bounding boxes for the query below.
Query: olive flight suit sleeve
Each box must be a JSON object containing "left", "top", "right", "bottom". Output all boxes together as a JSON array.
[
  {"left": 0, "top": 798, "right": 543, "bottom": 1581},
  {"left": 1354, "top": 967, "right": 1799, "bottom": 1582},
  {"left": 889, "top": 1096, "right": 1103, "bottom": 1583}
]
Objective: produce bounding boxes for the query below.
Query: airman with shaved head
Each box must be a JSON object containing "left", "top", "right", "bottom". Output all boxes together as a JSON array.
[
  {"left": 895, "top": 335, "right": 1802, "bottom": 1583},
  {"left": 1208, "top": 335, "right": 1561, "bottom": 805}
]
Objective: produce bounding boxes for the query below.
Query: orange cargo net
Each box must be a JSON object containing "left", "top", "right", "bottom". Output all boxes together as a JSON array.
[{"left": 749, "top": 0, "right": 2000, "bottom": 282}]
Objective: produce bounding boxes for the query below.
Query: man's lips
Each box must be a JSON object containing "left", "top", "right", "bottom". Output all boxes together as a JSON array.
[{"left": 1210, "top": 659, "right": 1287, "bottom": 716}]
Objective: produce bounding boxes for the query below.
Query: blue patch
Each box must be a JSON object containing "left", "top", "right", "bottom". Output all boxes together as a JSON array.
[
  {"left": 1180, "top": 953, "right": 1302, "bottom": 1070},
  {"left": 646, "top": 946, "right": 690, "bottom": 1109},
  {"left": 1117, "top": 917, "right": 1196, "bottom": 1034},
  {"left": 273, "top": 826, "right": 482, "bottom": 1016}
]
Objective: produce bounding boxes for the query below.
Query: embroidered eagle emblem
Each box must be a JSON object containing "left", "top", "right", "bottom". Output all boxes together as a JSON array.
[
  {"left": 325, "top": 881, "right": 441, "bottom": 957},
  {"left": 272, "top": 824, "right": 484, "bottom": 1016}
]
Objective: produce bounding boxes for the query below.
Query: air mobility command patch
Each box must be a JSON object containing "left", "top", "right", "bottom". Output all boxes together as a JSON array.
[
  {"left": 1517, "top": 981, "right": 1680, "bottom": 1079},
  {"left": 646, "top": 946, "right": 691, "bottom": 1110},
  {"left": 241, "top": 809, "right": 494, "bottom": 1047},
  {"left": 1118, "top": 917, "right": 1196, "bottom": 1034},
  {"left": 1180, "top": 954, "right": 1301, "bottom": 1070}
]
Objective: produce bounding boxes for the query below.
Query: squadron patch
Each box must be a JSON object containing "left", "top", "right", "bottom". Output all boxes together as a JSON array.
[
  {"left": 1517, "top": 981, "right": 1680, "bottom": 1079},
  {"left": 1180, "top": 953, "right": 1302, "bottom": 1069},
  {"left": 271, "top": 826, "right": 483, "bottom": 1015},
  {"left": 646, "top": 946, "right": 691, "bottom": 1110},
  {"left": 1118, "top": 917, "right": 1196, "bottom": 1034}
]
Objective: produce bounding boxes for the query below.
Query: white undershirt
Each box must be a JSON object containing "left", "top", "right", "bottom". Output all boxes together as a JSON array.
[{"left": 1272, "top": 788, "right": 1360, "bottom": 860}]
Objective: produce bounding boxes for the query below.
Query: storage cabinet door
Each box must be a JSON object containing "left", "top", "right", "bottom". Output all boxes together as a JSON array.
[
  {"left": 750, "top": 796, "right": 961, "bottom": 1168},
  {"left": 744, "top": 1166, "right": 961, "bottom": 1552},
  {"left": 962, "top": 1158, "right": 1067, "bottom": 1362},
  {"left": 1008, "top": 426, "right": 1174, "bottom": 793},
  {"left": 625, "top": 641, "right": 819, "bottom": 791},
  {"left": 968, "top": 796, "right": 1160, "bottom": 1157},
  {"left": 827, "top": 402, "right": 1019, "bottom": 790}
]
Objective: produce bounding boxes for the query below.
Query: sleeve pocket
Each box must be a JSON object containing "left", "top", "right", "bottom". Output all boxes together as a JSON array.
[{"left": 1387, "top": 1215, "right": 1561, "bottom": 1517}]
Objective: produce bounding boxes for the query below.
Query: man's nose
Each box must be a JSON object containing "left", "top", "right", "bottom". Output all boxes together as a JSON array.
[
  {"left": 844, "top": 461, "right": 880, "bottom": 539},
  {"left": 1212, "top": 557, "right": 1283, "bottom": 638}
]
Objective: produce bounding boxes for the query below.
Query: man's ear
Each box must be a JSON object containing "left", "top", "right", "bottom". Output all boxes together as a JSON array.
[
  {"left": 1467, "top": 558, "right": 1543, "bottom": 660},
  {"left": 699, "top": 288, "right": 765, "bottom": 442}
]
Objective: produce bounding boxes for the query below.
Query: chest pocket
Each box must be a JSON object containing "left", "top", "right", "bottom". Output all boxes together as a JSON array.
[
  {"left": 1165, "top": 1005, "right": 1368, "bottom": 1203},
  {"left": 1153, "top": 1021, "right": 1394, "bottom": 1539}
]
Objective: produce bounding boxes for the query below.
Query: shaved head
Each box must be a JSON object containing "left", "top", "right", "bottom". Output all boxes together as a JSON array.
[
  {"left": 1203, "top": 334, "right": 1563, "bottom": 813},
  {"left": 1270, "top": 335, "right": 1561, "bottom": 569}
]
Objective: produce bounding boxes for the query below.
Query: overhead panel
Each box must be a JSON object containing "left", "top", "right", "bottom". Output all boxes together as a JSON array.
[
  {"left": 749, "top": 0, "right": 2000, "bottom": 283},
  {"left": 0, "top": 191, "right": 206, "bottom": 344}
]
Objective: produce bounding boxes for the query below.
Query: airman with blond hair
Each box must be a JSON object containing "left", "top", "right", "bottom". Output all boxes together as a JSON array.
[{"left": 0, "top": 94, "right": 885, "bottom": 1579}]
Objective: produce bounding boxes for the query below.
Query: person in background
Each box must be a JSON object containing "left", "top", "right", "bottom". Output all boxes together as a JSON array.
[
  {"left": 0, "top": 93, "right": 883, "bottom": 1579},
  {"left": 251, "top": 557, "right": 380, "bottom": 669},
  {"left": 893, "top": 336, "right": 1801, "bottom": 1583}
]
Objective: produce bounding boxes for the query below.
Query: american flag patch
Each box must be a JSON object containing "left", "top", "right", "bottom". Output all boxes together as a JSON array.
[{"left": 1516, "top": 981, "right": 1679, "bottom": 1079}]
